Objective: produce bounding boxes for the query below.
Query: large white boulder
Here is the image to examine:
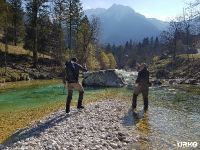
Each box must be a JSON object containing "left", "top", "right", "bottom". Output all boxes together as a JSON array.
[{"left": 83, "top": 69, "right": 137, "bottom": 87}]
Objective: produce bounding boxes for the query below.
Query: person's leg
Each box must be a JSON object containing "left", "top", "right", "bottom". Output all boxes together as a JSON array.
[
  {"left": 132, "top": 85, "right": 141, "bottom": 109},
  {"left": 142, "top": 86, "right": 149, "bottom": 111},
  {"left": 77, "top": 90, "right": 84, "bottom": 109},
  {"left": 132, "top": 94, "right": 138, "bottom": 109},
  {"left": 66, "top": 89, "right": 73, "bottom": 113},
  {"left": 74, "top": 83, "right": 85, "bottom": 109}
]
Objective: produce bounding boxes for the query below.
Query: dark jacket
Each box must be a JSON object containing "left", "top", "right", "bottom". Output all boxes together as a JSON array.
[
  {"left": 136, "top": 67, "right": 150, "bottom": 85},
  {"left": 64, "top": 61, "right": 87, "bottom": 83}
]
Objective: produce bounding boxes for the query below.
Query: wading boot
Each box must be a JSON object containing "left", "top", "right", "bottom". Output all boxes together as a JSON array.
[
  {"left": 144, "top": 98, "right": 148, "bottom": 112},
  {"left": 132, "top": 94, "right": 138, "bottom": 110},
  {"left": 77, "top": 91, "right": 84, "bottom": 109},
  {"left": 66, "top": 90, "right": 73, "bottom": 113}
]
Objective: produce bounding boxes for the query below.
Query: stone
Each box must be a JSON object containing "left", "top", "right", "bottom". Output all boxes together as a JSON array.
[
  {"left": 4, "top": 100, "right": 135, "bottom": 150},
  {"left": 82, "top": 69, "right": 126, "bottom": 87},
  {"left": 151, "top": 79, "right": 162, "bottom": 86},
  {"left": 109, "top": 142, "right": 118, "bottom": 149},
  {"left": 168, "top": 79, "right": 185, "bottom": 84},
  {"left": 184, "top": 79, "right": 198, "bottom": 85},
  {"left": 0, "top": 144, "right": 5, "bottom": 149},
  {"left": 156, "top": 69, "right": 170, "bottom": 79}
]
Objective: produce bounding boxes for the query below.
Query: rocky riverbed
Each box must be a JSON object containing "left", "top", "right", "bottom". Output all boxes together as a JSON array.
[{"left": 2, "top": 100, "right": 139, "bottom": 150}]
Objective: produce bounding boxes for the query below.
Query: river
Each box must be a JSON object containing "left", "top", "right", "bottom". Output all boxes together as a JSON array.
[{"left": 0, "top": 80, "right": 199, "bottom": 148}]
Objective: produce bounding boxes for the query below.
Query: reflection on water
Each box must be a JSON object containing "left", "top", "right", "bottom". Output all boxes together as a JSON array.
[{"left": 122, "top": 108, "right": 152, "bottom": 149}]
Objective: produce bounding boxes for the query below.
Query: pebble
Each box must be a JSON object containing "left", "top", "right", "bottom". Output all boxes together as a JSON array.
[
  {"left": 110, "top": 142, "right": 118, "bottom": 149},
  {"left": 4, "top": 100, "right": 136, "bottom": 150},
  {"left": 0, "top": 144, "right": 5, "bottom": 149}
]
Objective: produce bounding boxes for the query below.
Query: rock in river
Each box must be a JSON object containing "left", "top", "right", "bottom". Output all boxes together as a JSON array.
[{"left": 83, "top": 69, "right": 126, "bottom": 87}]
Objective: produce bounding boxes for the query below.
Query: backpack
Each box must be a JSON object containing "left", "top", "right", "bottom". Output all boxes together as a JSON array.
[{"left": 65, "top": 61, "right": 75, "bottom": 82}]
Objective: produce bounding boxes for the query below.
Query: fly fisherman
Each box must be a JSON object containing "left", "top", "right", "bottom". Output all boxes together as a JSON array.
[
  {"left": 132, "top": 63, "right": 150, "bottom": 111},
  {"left": 63, "top": 57, "right": 88, "bottom": 113}
]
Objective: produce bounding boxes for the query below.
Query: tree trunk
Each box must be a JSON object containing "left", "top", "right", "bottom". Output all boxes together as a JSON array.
[
  {"left": 68, "top": 0, "right": 72, "bottom": 49},
  {"left": 33, "top": 2, "right": 38, "bottom": 68},
  {"left": 13, "top": 14, "right": 17, "bottom": 46},
  {"left": 33, "top": 24, "right": 38, "bottom": 68},
  {"left": 4, "top": 4, "right": 8, "bottom": 74}
]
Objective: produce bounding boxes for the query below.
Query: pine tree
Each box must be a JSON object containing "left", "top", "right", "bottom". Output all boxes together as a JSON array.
[
  {"left": 0, "top": 0, "right": 7, "bottom": 30},
  {"left": 52, "top": 0, "right": 67, "bottom": 64},
  {"left": 66, "top": 0, "right": 83, "bottom": 49},
  {"left": 37, "top": 14, "right": 52, "bottom": 53},
  {"left": 25, "top": 0, "right": 49, "bottom": 68},
  {"left": 76, "top": 15, "right": 100, "bottom": 65},
  {"left": 76, "top": 15, "right": 90, "bottom": 64},
  {"left": 7, "top": 0, "right": 24, "bottom": 45},
  {"left": 0, "top": 0, "right": 10, "bottom": 73}
]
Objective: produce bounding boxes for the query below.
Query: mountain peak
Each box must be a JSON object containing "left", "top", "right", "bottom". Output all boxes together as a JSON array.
[
  {"left": 108, "top": 4, "right": 135, "bottom": 13},
  {"left": 84, "top": 4, "right": 168, "bottom": 44},
  {"left": 105, "top": 4, "right": 136, "bottom": 19}
]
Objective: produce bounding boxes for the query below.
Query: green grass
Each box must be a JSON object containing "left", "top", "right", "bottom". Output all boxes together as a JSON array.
[
  {"left": 178, "top": 53, "right": 200, "bottom": 59},
  {"left": 150, "top": 57, "right": 171, "bottom": 70},
  {"left": 150, "top": 53, "right": 200, "bottom": 72},
  {"left": 0, "top": 79, "right": 61, "bottom": 92}
]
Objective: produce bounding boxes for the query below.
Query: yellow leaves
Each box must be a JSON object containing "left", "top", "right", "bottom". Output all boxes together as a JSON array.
[
  {"left": 107, "top": 53, "right": 117, "bottom": 69},
  {"left": 99, "top": 51, "right": 110, "bottom": 69},
  {"left": 99, "top": 51, "right": 117, "bottom": 70},
  {"left": 86, "top": 44, "right": 100, "bottom": 71},
  {"left": 0, "top": 42, "right": 51, "bottom": 58}
]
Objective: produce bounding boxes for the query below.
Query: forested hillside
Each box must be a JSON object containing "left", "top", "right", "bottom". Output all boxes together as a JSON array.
[
  {"left": 0, "top": 0, "right": 117, "bottom": 83},
  {"left": 0, "top": 0, "right": 200, "bottom": 82}
]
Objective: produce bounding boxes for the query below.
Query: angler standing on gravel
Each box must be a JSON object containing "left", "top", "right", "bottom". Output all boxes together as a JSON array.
[
  {"left": 132, "top": 63, "right": 151, "bottom": 111},
  {"left": 63, "top": 57, "right": 88, "bottom": 113}
]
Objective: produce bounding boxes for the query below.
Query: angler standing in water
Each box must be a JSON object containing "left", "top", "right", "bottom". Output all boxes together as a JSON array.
[
  {"left": 63, "top": 58, "right": 88, "bottom": 113},
  {"left": 132, "top": 63, "right": 151, "bottom": 111}
]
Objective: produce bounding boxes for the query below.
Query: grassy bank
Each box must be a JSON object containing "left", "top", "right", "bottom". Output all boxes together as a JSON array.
[
  {"left": 0, "top": 79, "right": 61, "bottom": 92},
  {"left": 172, "top": 84, "right": 200, "bottom": 95},
  {"left": 0, "top": 42, "right": 51, "bottom": 59},
  {"left": 150, "top": 53, "right": 200, "bottom": 81},
  {"left": 0, "top": 42, "right": 60, "bottom": 83}
]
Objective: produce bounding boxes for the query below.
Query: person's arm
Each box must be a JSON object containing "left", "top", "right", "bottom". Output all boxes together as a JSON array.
[
  {"left": 76, "top": 63, "right": 88, "bottom": 72},
  {"left": 147, "top": 70, "right": 152, "bottom": 86},
  {"left": 62, "top": 69, "right": 66, "bottom": 84},
  {"left": 135, "top": 71, "right": 142, "bottom": 83}
]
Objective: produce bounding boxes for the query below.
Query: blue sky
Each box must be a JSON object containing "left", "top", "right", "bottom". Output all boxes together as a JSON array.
[{"left": 81, "top": 0, "right": 192, "bottom": 21}]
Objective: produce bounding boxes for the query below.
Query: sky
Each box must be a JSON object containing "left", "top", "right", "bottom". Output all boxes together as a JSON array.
[{"left": 81, "top": 0, "right": 193, "bottom": 21}]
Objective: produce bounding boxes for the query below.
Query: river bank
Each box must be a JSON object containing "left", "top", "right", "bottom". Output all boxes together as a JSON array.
[
  {"left": 0, "top": 80, "right": 131, "bottom": 143},
  {"left": 3, "top": 100, "right": 136, "bottom": 150},
  {"left": 2, "top": 95, "right": 200, "bottom": 150},
  {"left": 0, "top": 50, "right": 61, "bottom": 83},
  {"left": 150, "top": 54, "right": 200, "bottom": 85}
]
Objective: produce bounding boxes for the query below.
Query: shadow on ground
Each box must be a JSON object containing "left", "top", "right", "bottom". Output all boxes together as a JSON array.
[
  {"left": 3, "top": 111, "right": 73, "bottom": 147},
  {"left": 121, "top": 108, "right": 148, "bottom": 127}
]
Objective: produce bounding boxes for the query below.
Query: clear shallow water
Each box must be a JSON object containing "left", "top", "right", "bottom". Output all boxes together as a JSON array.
[
  {"left": 0, "top": 82, "right": 199, "bottom": 149},
  {"left": 0, "top": 84, "right": 67, "bottom": 112},
  {"left": 0, "top": 83, "right": 129, "bottom": 112},
  {"left": 122, "top": 86, "right": 200, "bottom": 149}
]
